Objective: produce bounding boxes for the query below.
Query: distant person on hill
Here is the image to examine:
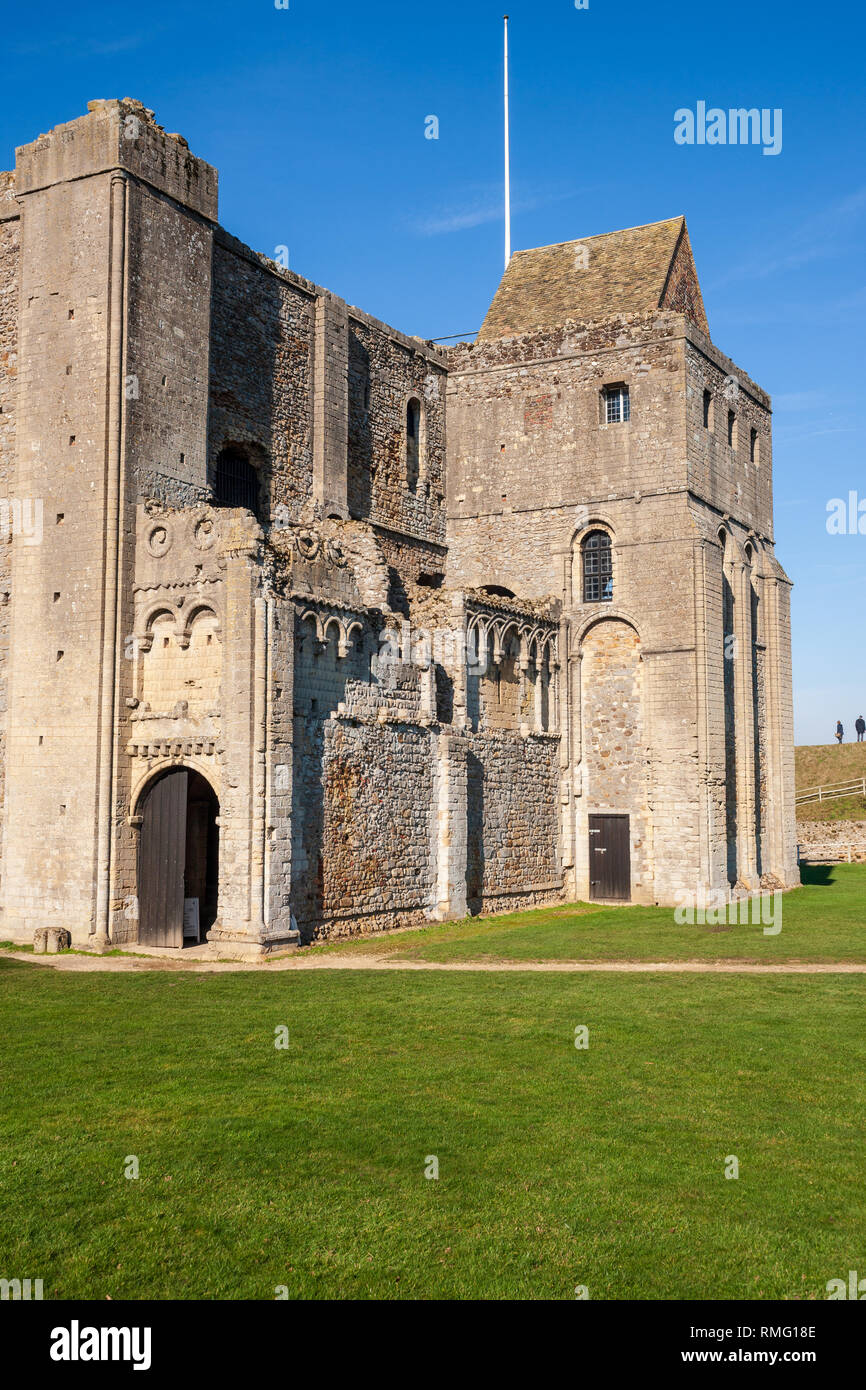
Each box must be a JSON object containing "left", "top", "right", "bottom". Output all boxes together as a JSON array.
[
  {"left": 856, "top": 715, "right": 866, "bottom": 742},
  {"left": 836, "top": 720, "right": 844, "bottom": 744}
]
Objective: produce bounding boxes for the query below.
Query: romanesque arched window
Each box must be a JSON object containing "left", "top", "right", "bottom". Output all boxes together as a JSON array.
[
  {"left": 583, "top": 531, "right": 613, "bottom": 603},
  {"left": 214, "top": 447, "right": 260, "bottom": 516},
  {"left": 703, "top": 389, "right": 713, "bottom": 430}
]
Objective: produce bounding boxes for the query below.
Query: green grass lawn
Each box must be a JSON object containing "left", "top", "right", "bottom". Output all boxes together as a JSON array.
[
  {"left": 1, "top": 957, "right": 864, "bottom": 1300},
  {"left": 311, "top": 863, "right": 866, "bottom": 964}
]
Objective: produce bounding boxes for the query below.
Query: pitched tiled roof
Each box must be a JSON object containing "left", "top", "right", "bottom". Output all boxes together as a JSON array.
[{"left": 478, "top": 216, "right": 708, "bottom": 340}]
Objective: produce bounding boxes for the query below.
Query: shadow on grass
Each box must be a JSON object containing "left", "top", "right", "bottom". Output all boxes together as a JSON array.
[{"left": 799, "top": 864, "right": 838, "bottom": 887}]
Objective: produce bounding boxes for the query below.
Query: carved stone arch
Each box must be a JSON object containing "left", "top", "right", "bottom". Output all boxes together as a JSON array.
[
  {"left": 544, "top": 632, "right": 560, "bottom": 669},
  {"left": 178, "top": 602, "right": 222, "bottom": 651},
  {"left": 743, "top": 532, "right": 767, "bottom": 577},
  {"left": 298, "top": 609, "right": 324, "bottom": 645},
  {"left": 342, "top": 618, "right": 366, "bottom": 663},
  {"left": 137, "top": 602, "right": 181, "bottom": 652},
  {"left": 573, "top": 606, "right": 642, "bottom": 657},
  {"left": 131, "top": 760, "right": 221, "bottom": 948},
  {"left": 569, "top": 513, "right": 616, "bottom": 551},
  {"left": 321, "top": 613, "right": 344, "bottom": 641},
  {"left": 138, "top": 601, "right": 222, "bottom": 717},
  {"left": 466, "top": 614, "right": 489, "bottom": 670},
  {"left": 717, "top": 520, "right": 750, "bottom": 567},
  {"left": 528, "top": 629, "right": 553, "bottom": 672},
  {"left": 131, "top": 756, "right": 221, "bottom": 819},
  {"left": 522, "top": 624, "right": 546, "bottom": 672}
]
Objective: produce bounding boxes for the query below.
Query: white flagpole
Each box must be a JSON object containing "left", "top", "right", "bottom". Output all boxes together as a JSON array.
[{"left": 504, "top": 14, "right": 511, "bottom": 269}]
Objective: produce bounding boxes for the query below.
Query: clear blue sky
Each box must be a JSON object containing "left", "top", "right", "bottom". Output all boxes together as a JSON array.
[{"left": 4, "top": 0, "right": 863, "bottom": 745}]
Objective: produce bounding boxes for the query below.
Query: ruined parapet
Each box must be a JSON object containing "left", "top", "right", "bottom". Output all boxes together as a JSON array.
[{"left": 14, "top": 99, "right": 218, "bottom": 220}]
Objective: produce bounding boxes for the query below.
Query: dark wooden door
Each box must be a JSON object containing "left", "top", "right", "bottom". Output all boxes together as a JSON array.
[
  {"left": 589, "top": 814, "right": 630, "bottom": 901},
  {"left": 139, "top": 770, "right": 188, "bottom": 947}
]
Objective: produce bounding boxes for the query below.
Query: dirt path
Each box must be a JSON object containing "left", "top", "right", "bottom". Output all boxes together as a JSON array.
[{"left": 4, "top": 951, "right": 866, "bottom": 976}]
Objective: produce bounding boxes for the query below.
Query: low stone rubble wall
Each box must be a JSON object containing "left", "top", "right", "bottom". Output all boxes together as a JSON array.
[{"left": 797, "top": 820, "right": 866, "bottom": 863}]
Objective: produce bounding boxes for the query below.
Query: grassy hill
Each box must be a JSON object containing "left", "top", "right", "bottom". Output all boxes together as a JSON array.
[{"left": 795, "top": 742, "right": 866, "bottom": 822}]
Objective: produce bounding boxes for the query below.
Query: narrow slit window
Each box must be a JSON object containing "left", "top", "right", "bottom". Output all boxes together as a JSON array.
[{"left": 406, "top": 397, "right": 421, "bottom": 491}]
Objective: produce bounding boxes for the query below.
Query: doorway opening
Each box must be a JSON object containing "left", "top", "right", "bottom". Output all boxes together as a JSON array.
[
  {"left": 588, "top": 813, "right": 631, "bottom": 901},
  {"left": 137, "top": 768, "right": 219, "bottom": 947}
]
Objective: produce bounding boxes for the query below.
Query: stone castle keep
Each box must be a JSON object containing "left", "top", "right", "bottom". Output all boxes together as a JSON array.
[{"left": 0, "top": 99, "right": 799, "bottom": 957}]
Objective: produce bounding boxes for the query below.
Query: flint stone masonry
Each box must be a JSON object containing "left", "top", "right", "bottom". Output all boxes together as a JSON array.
[
  {"left": 0, "top": 101, "right": 798, "bottom": 957},
  {"left": 797, "top": 820, "right": 866, "bottom": 863}
]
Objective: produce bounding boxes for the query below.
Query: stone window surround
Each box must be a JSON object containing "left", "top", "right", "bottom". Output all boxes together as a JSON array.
[
  {"left": 570, "top": 518, "right": 618, "bottom": 610},
  {"left": 403, "top": 391, "right": 427, "bottom": 493}
]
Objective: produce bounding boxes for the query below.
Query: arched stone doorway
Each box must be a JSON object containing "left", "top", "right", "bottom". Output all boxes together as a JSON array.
[
  {"left": 577, "top": 616, "right": 648, "bottom": 904},
  {"left": 137, "top": 768, "right": 219, "bottom": 947}
]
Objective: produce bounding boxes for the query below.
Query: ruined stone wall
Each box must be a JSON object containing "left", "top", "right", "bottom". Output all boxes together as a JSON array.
[
  {"left": 206, "top": 237, "right": 450, "bottom": 558},
  {"left": 293, "top": 619, "right": 372, "bottom": 720},
  {"left": 292, "top": 713, "right": 436, "bottom": 940},
  {"left": 797, "top": 820, "right": 866, "bottom": 862},
  {"left": 348, "top": 315, "right": 447, "bottom": 542},
  {"left": 208, "top": 234, "right": 314, "bottom": 521},
  {"left": 465, "top": 731, "right": 560, "bottom": 911},
  {"left": 478, "top": 638, "right": 526, "bottom": 730}
]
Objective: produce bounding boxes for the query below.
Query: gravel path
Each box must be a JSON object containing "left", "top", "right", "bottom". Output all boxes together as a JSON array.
[{"left": 4, "top": 951, "right": 866, "bottom": 976}]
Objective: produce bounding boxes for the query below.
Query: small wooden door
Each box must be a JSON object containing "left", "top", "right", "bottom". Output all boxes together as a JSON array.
[
  {"left": 139, "top": 770, "right": 188, "bottom": 947},
  {"left": 589, "top": 814, "right": 631, "bottom": 901}
]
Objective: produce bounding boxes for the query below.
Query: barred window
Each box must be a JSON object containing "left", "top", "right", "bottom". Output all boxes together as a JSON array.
[
  {"left": 214, "top": 448, "right": 260, "bottom": 515},
  {"left": 603, "top": 384, "right": 630, "bottom": 424},
  {"left": 583, "top": 530, "right": 613, "bottom": 603}
]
